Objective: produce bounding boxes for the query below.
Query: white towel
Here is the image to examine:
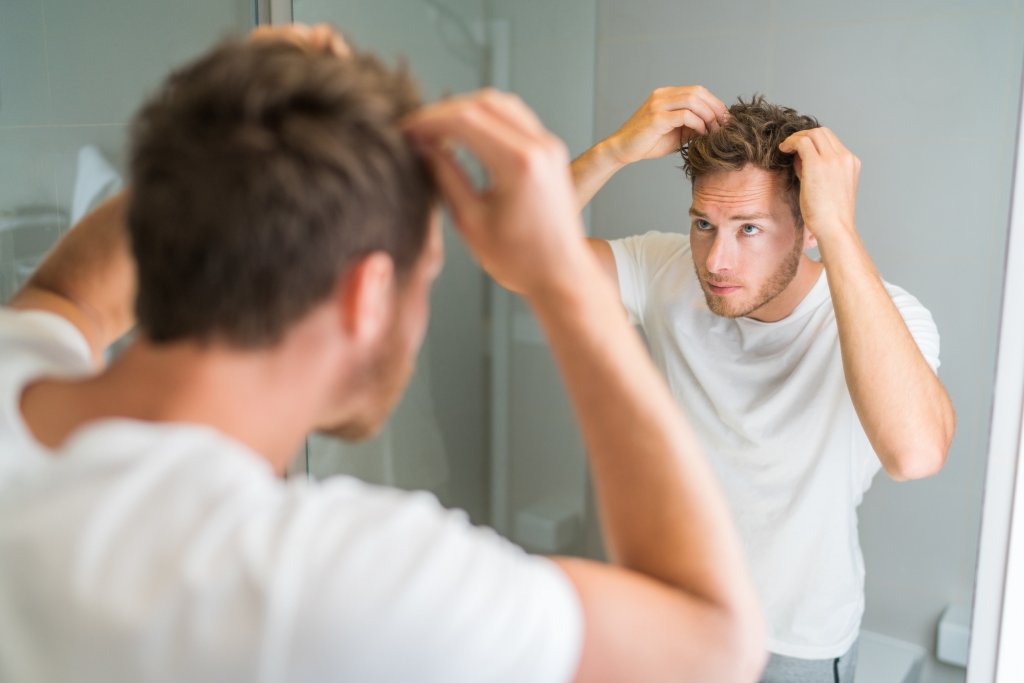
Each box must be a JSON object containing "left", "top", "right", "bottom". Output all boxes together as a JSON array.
[{"left": 70, "top": 145, "right": 123, "bottom": 226}]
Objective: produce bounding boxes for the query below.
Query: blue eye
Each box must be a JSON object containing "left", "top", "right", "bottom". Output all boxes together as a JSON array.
[
  {"left": 741, "top": 224, "right": 760, "bottom": 236},
  {"left": 696, "top": 219, "right": 712, "bottom": 231}
]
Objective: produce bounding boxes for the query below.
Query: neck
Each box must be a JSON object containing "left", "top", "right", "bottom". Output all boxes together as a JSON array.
[
  {"left": 22, "top": 330, "right": 346, "bottom": 474},
  {"left": 747, "top": 254, "right": 824, "bottom": 323}
]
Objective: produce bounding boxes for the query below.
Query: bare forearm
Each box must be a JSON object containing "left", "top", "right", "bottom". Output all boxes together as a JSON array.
[
  {"left": 572, "top": 141, "right": 625, "bottom": 211},
  {"left": 9, "top": 191, "right": 135, "bottom": 362},
  {"left": 820, "top": 230, "right": 955, "bottom": 480},
  {"left": 528, "top": 249, "right": 759, "bottom": 620}
]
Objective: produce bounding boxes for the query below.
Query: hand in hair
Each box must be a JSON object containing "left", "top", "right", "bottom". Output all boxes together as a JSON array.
[
  {"left": 778, "top": 127, "right": 860, "bottom": 242},
  {"left": 605, "top": 86, "right": 729, "bottom": 165},
  {"left": 249, "top": 22, "right": 350, "bottom": 58},
  {"left": 570, "top": 86, "right": 728, "bottom": 210},
  {"left": 403, "top": 89, "right": 589, "bottom": 298}
]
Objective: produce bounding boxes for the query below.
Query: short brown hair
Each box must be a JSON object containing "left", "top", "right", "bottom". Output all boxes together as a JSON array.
[
  {"left": 682, "top": 95, "right": 819, "bottom": 223},
  {"left": 129, "top": 38, "right": 435, "bottom": 347}
]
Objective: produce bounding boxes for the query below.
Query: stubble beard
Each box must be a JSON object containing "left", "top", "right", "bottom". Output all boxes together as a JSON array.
[
  {"left": 698, "top": 230, "right": 805, "bottom": 319},
  {"left": 316, "top": 315, "right": 415, "bottom": 442}
]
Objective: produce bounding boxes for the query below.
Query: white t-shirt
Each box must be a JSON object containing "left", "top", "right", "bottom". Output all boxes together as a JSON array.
[
  {"left": 610, "top": 231, "right": 940, "bottom": 660},
  {"left": 0, "top": 308, "right": 583, "bottom": 683}
]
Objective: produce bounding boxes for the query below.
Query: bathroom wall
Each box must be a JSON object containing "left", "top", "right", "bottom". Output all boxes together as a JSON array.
[
  {"left": 0, "top": 0, "right": 252, "bottom": 301},
  {"left": 293, "top": 0, "right": 492, "bottom": 523},
  {"left": 590, "top": 1, "right": 1024, "bottom": 681},
  {"left": 292, "top": 0, "right": 599, "bottom": 539}
]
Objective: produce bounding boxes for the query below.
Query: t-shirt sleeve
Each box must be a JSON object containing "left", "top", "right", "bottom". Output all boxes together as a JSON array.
[
  {"left": 286, "top": 477, "right": 584, "bottom": 683},
  {"left": 884, "top": 283, "right": 941, "bottom": 373},
  {"left": 608, "top": 231, "right": 690, "bottom": 327},
  {"left": 0, "top": 307, "right": 93, "bottom": 370},
  {"left": 0, "top": 308, "right": 95, "bottom": 475}
]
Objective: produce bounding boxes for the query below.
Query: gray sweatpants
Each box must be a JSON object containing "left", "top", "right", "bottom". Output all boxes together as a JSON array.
[{"left": 760, "top": 640, "right": 858, "bottom": 683}]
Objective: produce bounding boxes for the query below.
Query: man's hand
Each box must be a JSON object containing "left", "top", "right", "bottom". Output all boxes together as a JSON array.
[
  {"left": 571, "top": 86, "right": 728, "bottom": 210},
  {"left": 404, "top": 89, "right": 589, "bottom": 297},
  {"left": 605, "top": 86, "right": 729, "bottom": 165},
  {"left": 778, "top": 127, "right": 860, "bottom": 244},
  {"left": 250, "top": 22, "right": 350, "bottom": 57}
]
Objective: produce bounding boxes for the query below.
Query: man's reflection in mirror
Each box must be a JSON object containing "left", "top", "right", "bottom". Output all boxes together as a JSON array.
[{"left": 574, "top": 91, "right": 956, "bottom": 683}]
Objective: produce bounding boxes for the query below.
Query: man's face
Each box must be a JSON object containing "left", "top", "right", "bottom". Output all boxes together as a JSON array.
[
  {"left": 689, "top": 164, "right": 805, "bottom": 319},
  {"left": 320, "top": 212, "right": 445, "bottom": 440}
]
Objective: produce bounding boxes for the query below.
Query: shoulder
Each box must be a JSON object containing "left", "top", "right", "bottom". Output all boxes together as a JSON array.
[
  {"left": 609, "top": 230, "right": 692, "bottom": 272},
  {"left": 0, "top": 307, "right": 94, "bottom": 374},
  {"left": 0, "top": 308, "right": 95, "bottom": 471},
  {"left": 881, "top": 280, "right": 935, "bottom": 322},
  {"left": 881, "top": 279, "right": 941, "bottom": 365}
]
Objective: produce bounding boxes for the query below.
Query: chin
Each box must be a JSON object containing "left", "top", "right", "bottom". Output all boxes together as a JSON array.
[
  {"left": 704, "top": 293, "right": 753, "bottom": 319},
  {"left": 316, "top": 412, "right": 389, "bottom": 443}
]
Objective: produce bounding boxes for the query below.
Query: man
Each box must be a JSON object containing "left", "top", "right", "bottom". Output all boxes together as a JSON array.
[
  {"left": 0, "top": 26, "right": 767, "bottom": 683},
  {"left": 572, "top": 88, "right": 956, "bottom": 682}
]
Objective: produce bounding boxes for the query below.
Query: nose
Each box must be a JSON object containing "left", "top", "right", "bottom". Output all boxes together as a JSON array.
[{"left": 705, "top": 233, "right": 737, "bottom": 275}]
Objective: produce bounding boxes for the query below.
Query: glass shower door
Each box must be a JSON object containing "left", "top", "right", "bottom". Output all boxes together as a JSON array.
[
  {"left": 293, "top": 0, "right": 493, "bottom": 526},
  {"left": 294, "top": 0, "right": 600, "bottom": 555}
]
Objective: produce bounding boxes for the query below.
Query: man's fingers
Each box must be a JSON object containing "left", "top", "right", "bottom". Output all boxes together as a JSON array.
[
  {"left": 309, "top": 23, "right": 351, "bottom": 57},
  {"left": 476, "top": 89, "right": 547, "bottom": 138},
  {"left": 250, "top": 22, "right": 350, "bottom": 57},
  {"left": 653, "top": 86, "right": 729, "bottom": 129},
  {"left": 405, "top": 97, "right": 545, "bottom": 187},
  {"left": 661, "top": 109, "right": 708, "bottom": 141},
  {"left": 420, "top": 143, "right": 482, "bottom": 230},
  {"left": 691, "top": 87, "right": 730, "bottom": 127},
  {"left": 663, "top": 96, "right": 719, "bottom": 133},
  {"left": 818, "top": 128, "right": 847, "bottom": 156},
  {"left": 780, "top": 133, "right": 821, "bottom": 174}
]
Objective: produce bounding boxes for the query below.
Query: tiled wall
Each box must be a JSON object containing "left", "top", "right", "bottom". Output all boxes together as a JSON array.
[
  {"left": 0, "top": 0, "right": 251, "bottom": 300},
  {"left": 591, "top": 1, "right": 1024, "bottom": 681}
]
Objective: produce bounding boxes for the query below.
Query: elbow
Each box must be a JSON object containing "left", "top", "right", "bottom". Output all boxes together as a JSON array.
[
  {"left": 711, "top": 604, "right": 769, "bottom": 683},
  {"left": 882, "top": 408, "right": 956, "bottom": 482},
  {"left": 884, "top": 440, "right": 950, "bottom": 482}
]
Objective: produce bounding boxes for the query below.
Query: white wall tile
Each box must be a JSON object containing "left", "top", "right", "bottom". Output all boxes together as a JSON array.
[
  {"left": 41, "top": 0, "right": 251, "bottom": 126},
  {"left": 0, "top": 126, "right": 56, "bottom": 212},
  {"left": 0, "top": 0, "right": 51, "bottom": 126}
]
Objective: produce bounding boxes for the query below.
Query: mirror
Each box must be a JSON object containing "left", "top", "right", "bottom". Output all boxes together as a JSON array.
[{"left": 1, "top": 2, "right": 1021, "bottom": 682}]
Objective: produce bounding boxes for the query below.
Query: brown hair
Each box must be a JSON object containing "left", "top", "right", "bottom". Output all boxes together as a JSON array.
[
  {"left": 682, "top": 95, "right": 819, "bottom": 223},
  {"left": 128, "top": 37, "right": 436, "bottom": 347}
]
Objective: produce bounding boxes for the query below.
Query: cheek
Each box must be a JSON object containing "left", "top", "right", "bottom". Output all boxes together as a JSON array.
[{"left": 689, "top": 228, "right": 712, "bottom": 265}]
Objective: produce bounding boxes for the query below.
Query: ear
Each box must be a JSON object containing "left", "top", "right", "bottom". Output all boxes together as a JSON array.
[
  {"left": 337, "top": 252, "right": 397, "bottom": 343},
  {"left": 802, "top": 225, "right": 817, "bottom": 251}
]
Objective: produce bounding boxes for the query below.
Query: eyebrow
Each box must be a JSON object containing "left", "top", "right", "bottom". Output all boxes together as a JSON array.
[{"left": 688, "top": 208, "right": 772, "bottom": 222}]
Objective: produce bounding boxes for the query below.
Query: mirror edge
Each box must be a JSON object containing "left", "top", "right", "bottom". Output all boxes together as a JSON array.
[{"left": 967, "top": 48, "right": 1024, "bottom": 683}]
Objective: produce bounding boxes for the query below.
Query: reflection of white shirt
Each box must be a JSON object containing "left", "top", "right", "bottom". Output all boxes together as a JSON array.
[
  {"left": 611, "top": 232, "right": 940, "bottom": 660},
  {"left": 0, "top": 308, "right": 583, "bottom": 683}
]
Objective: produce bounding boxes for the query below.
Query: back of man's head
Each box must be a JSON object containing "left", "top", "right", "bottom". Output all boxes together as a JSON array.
[
  {"left": 682, "top": 95, "right": 819, "bottom": 223},
  {"left": 129, "top": 38, "right": 435, "bottom": 348}
]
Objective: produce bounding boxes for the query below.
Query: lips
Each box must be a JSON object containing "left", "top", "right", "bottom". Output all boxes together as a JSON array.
[{"left": 706, "top": 281, "right": 741, "bottom": 295}]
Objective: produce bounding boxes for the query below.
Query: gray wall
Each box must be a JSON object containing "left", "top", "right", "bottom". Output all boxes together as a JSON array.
[{"left": 591, "top": 1, "right": 1024, "bottom": 681}]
